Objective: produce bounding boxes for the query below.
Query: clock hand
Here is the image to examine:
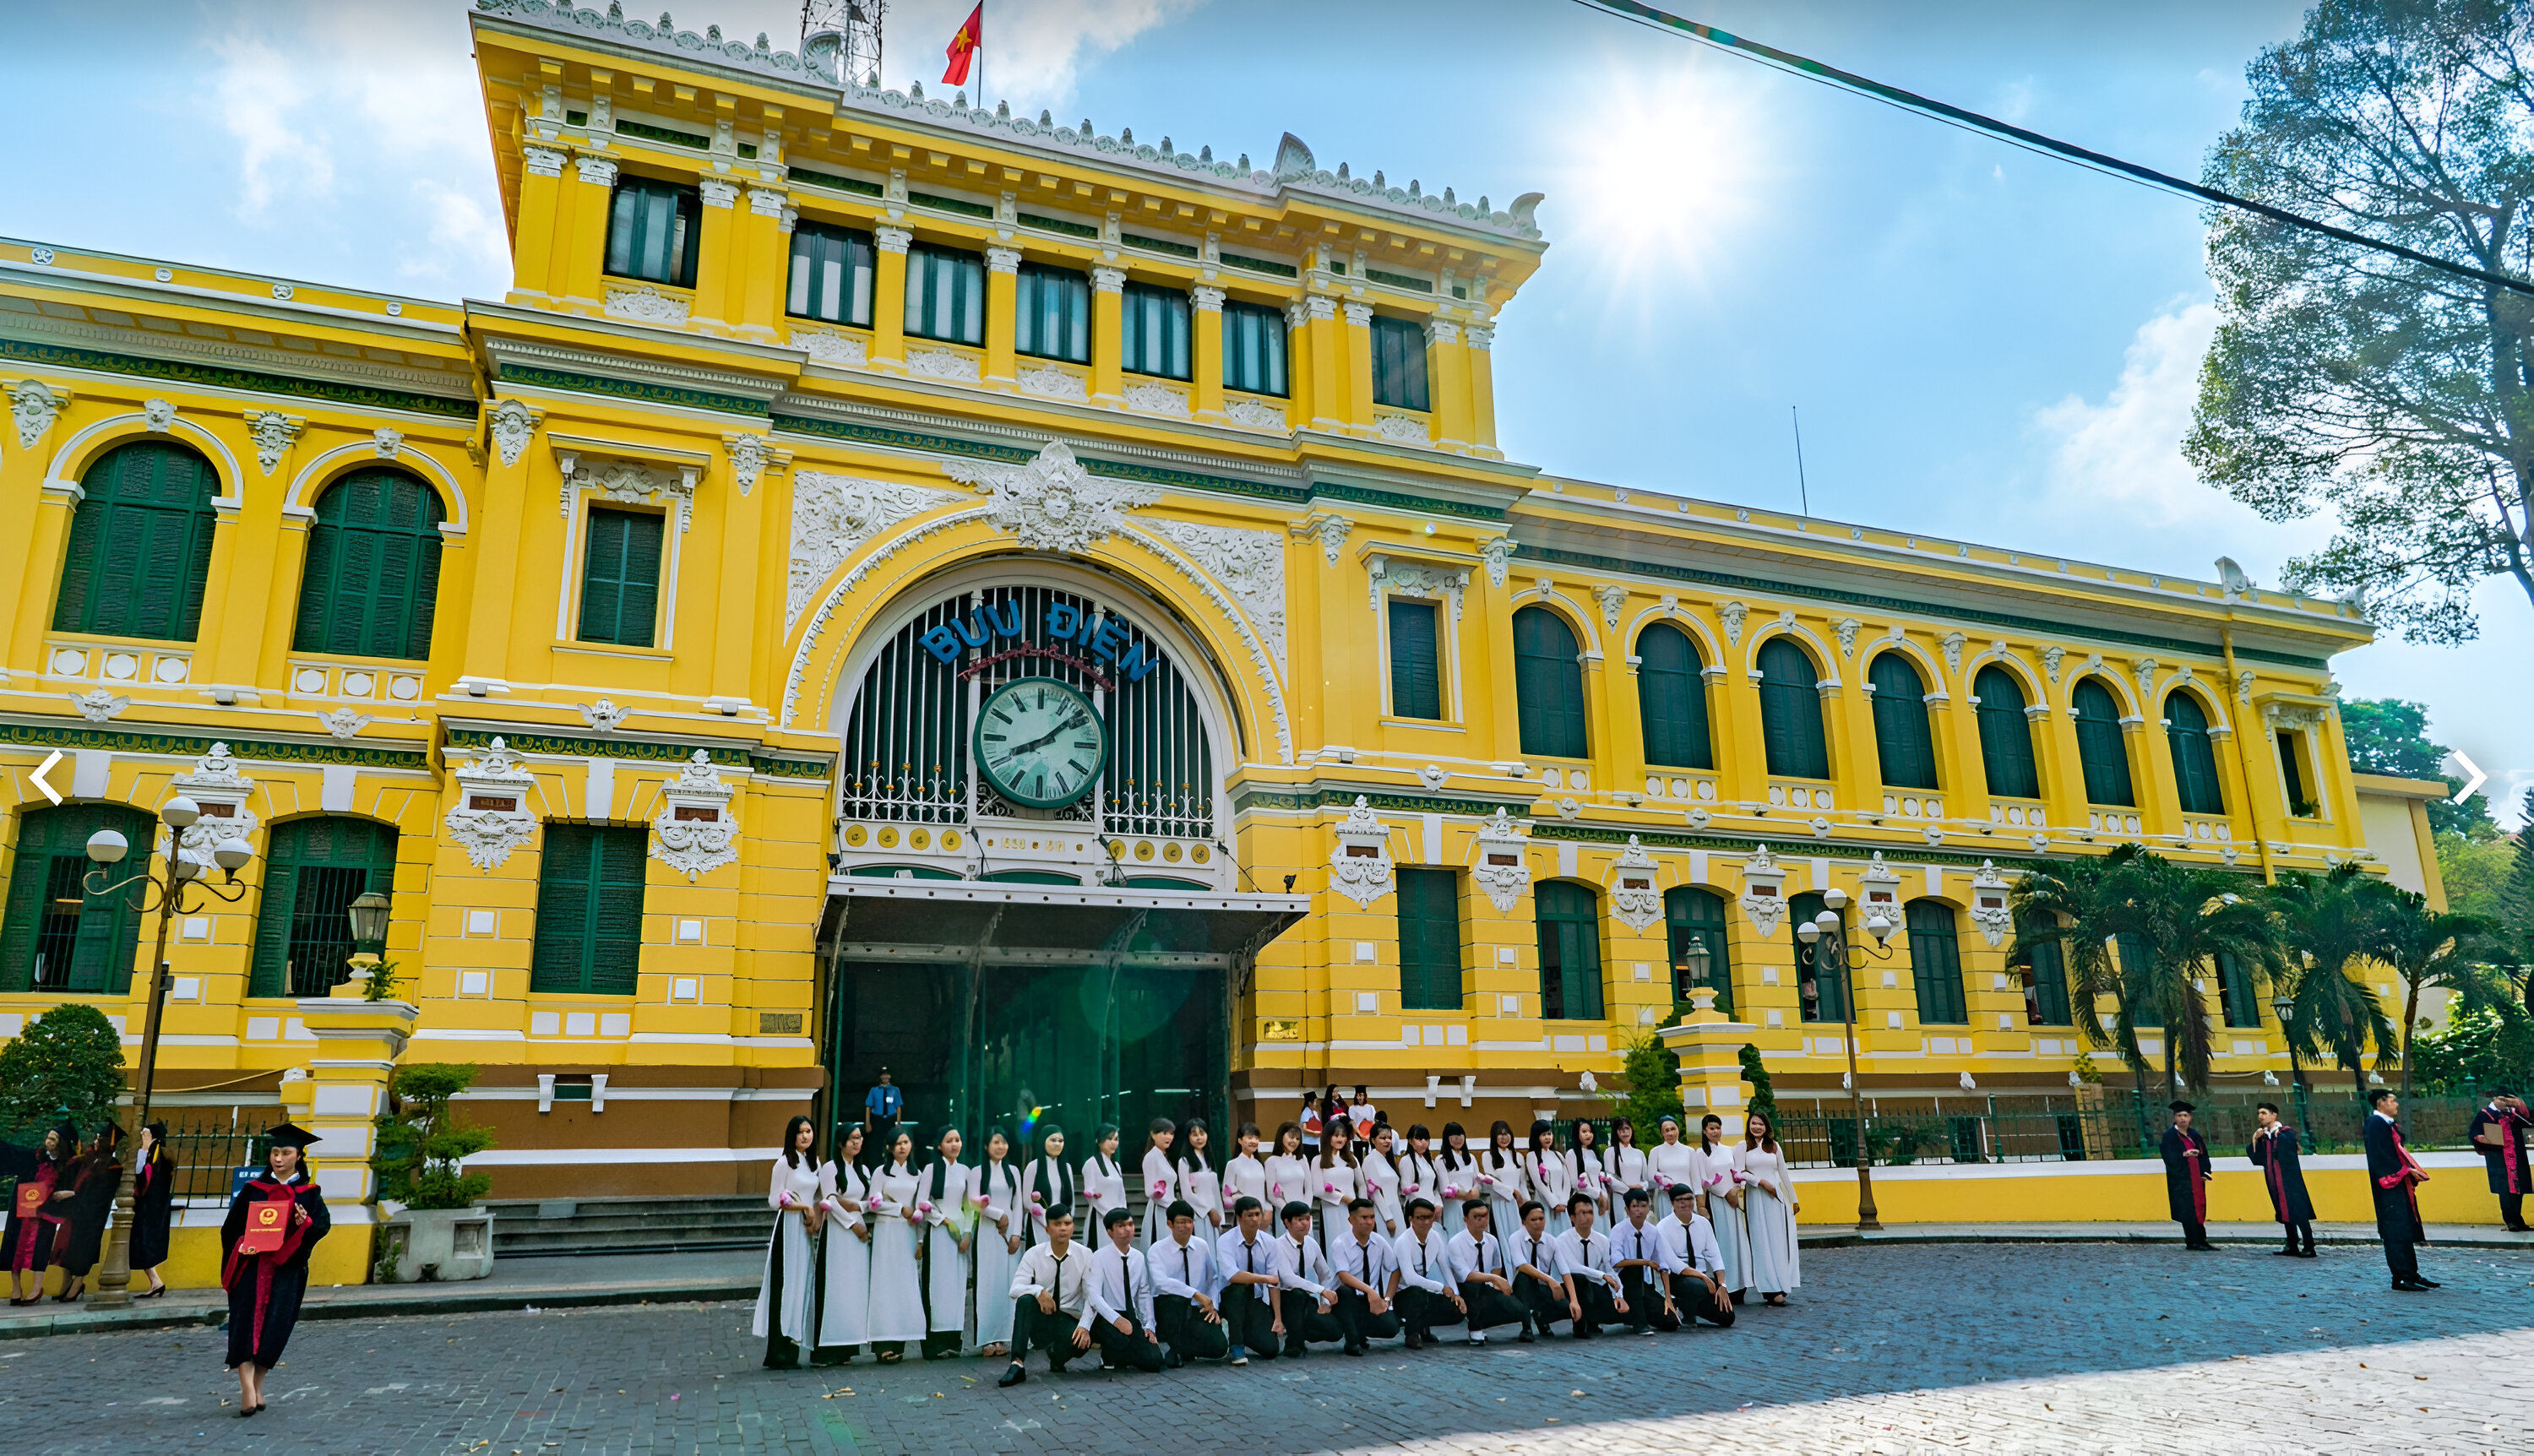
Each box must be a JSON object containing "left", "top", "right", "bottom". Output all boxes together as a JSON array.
[{"left": 1007, "top": 710, "right": 1091, "bottom": 761}]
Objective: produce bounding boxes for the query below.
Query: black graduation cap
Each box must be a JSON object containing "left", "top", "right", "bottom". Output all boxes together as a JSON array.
[
  {"left": 2484, "top": 1085, "right": 2518, "bottom": 1100},
  {"left": 2168, "top": 1100, "right": 2196, "bottom": 1113},
  {"left": 264, "top": 1121, "right": 322, "bottom": 1149}
]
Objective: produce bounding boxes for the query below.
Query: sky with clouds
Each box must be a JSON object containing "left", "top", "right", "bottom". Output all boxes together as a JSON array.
[{"left": 5, "top": 0, "right": 2523, "bottom": 823}]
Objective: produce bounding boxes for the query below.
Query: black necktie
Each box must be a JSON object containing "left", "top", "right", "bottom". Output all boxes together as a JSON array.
[{"left": 1183, "top": 1247, "right": 1193, "bottom": 1285}]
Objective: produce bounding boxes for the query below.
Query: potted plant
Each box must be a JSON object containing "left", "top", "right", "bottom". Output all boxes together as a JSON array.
[{"left": 372, "top": 1062, "right": 498, "bottom": 1282}]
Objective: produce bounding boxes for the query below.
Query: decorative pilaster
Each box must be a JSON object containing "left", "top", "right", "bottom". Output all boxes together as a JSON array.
[
  {"left": 1301, "top": 296, "right": 1342, "bottom": 432},
  {"left": 1090, "top": 265, "right": 1128, "bottom": 404},
  {"left": 1465, "top": 323, "right": 1498, "bottom": 452},
  {"left": 1189, "top": 284, "right": 1226, "bottom": 419},
  {"left": 737, "top": 187, "right": 791, "bottom": 334},
  {"left": 1340, "top": 300, "right": 1376, "bottom": 433},
  {"left": 512, "top": 146, "right": 569, "bottom": 297},
  {"left": 563, "top": 155, "right": 620, "bottom": 307},
  {"left": 984, "top": 246, "right": 1022, "bottom": 386},
  {"left": 689, "top": 179, "right": 740, "bottom": 326},
  {"left": 870, "top": 226, "right": 911, "bottom": 371},
  {"left": 1426, "top": 318, "right": 1471, "bottom": 450}
]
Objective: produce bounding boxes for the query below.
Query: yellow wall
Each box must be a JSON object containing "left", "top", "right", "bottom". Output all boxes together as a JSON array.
[{"left": 1793, "top": 1151, "right": 2508, "bottom": 1227}]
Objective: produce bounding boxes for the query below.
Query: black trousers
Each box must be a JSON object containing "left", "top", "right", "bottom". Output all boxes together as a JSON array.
[
  {"left": 1668, "top": 1271, "right": 1737, "bottom": 1326},
  {"left": 1458, "top": 1279, "right": 1526, "bottom": 1332},
  {"left": 2374, "top": 1192, "right": 2423, "bottom": 1283},
  {"left": 1222, "top": 1290, "right": 1281, "bottom": 1358},
  {"left": 1514, "top": 1273, "right": 1571, "bottom": 1332},
  {"left": 1090, "top": 1312, "right": 1168, "bottom": 1372},
  {"left": 1335, "top": 1288, "right": 1402, "bottom": 1348},
  {"left": 2177, "top": 1217, "right": 2208, "bottom": 1247},
  {"left": 1276, "top": 1289, "right": 1346, "bottom": 1353},
  {"left": 1395, "top": 1285, "right": 1465, "bottom": 1338},
  {"left": 1155, "top": 1293, "right": 1230, "bottom": 1361},
  {"left": 1618, "top": 1269, "right": 1680, "bottom": 1331},
  {"left": 1009, "top": 1297, "right": 1087, "bottom": 1370},
  {"left": 2501, "top": 1191, "right": 2526, "bottom": 1228},
  {"left": 1572, "top": 1277, "right": 1623, "bottom": 1334},
  {"left": 2281, "top": 1219, "right": 2314, "bottom": 1253}
]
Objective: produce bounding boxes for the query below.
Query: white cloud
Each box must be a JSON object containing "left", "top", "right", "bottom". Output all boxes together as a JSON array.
[
  {"left": 883, "top": 0, "right": 1195, "bottom": 108},
  {"left": 210, "top": 33, "right": 334, "bottom": 219},
  {"left": 2033, "top": 298, "right": 2229, "bottom": 526},
  {"left": 400, "top": 180, "right": 508, "bottom": 283}
]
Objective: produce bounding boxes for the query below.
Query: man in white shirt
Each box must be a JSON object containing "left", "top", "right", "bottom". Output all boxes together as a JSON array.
[
  {"left": 1549, "top": 1193, "right": 1629, "bottom": 1338},
  {"left": 1656, "top": 1182, "right": 1737, "bottom": 1328},
  {"left": 1273, "top": 1201, "right": 1346, "bottom": 1356},
  {"left": 998, "top": 1209, "right": 1094, "bottom": 1386},
  {"left": 1086, "top": 1206, "right": 1167, "bottom": 1372},
  {"left": 1329, "top": 1198, "right": 1400, "bottom": 1355},
  {"left": 1387, "top": 1198, "right": 1465, "bottom": 1350},
  {"left": 1214, "top": 1196, "right": 1284, "bottom": 1364},
  {"left": 1152, "top": 1199, "right": 1231, "bottom": 1365},
  {"left": 1445, "top": 1200, "right": 1530, "bottom": 1344},
  {"left": 1507, "top": 1199, "right": 1574, "bottom": 1340},
  {"left": 1609, "top": 1187, "right": 1683, "bottom": 1333}
]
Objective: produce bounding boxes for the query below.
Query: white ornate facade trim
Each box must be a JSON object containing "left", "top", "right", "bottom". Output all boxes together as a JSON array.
[
  {"left": 782, "top": 507, "right": 987, "bottom": 725},
  {"left": 244, "top": 410, "right": 302, "bottom": 476},
  {"left": 650, "top": 749, "right": 741, "bottom": 881},
  {"left": 1373, "top": 412, "right": 1431, "bottom": 447},
  {"left": 1609, "top": 834, "right": 1661, "bottom": 933},
  {"left": 373, "top": 427, "right": 403, "bottom": 459},
  {"left": 605, "top": 285, "right": 691, "bottom": 325},
  {"left": 1146, "top": 517, "right": 1287, "bottom": 669},
  {"left": 444, "top": 737, "right": 539, "bottom": 871},
  {"left": 1367, "top": 553, "right": 1470, "bottom": 619},
  {"left": 794, "top": 328, "right": 869, "bottom": 367},
  {"left": 1939, "top": 632, "right": 1966, "bottom": 676},
  {"left": 561, "top": 451, "right": 700, "bottom": 532},
  {"left": 487, "top": 398, "right": 541, "bottom": 468},
  {"left": 1117, "top": 524, "right": 1297, "bottom": 764},
  {"left": 1719, "top": 600, "right": 1748, "bottom": 647},
  {"left": 908, "top": 347, "right": 982, "bottom": 383},
  {"left": 944, "top": 440, "right": 1160, "bottom": 555},
  {"left": 1968, "top": 861, "right": 2013, "bottom": 948},
  {"left": 10, "top": 380, "right": 63, "bottom": 450},
  {"left": 1017, "top": 364, "right": 1089, "bottom": 400},
  {"left": 723, "top": 432, "right": 785, "bottom": 497},
  {"left": 786, "top": 472, "right": 966, "bottom": 630},
  {"left": 2042, "top": 645, "right": 2066, "bottom": 685},
  {"left": 1481, "top": 535, "right": 1514, "bottom": 589},
  {"left": 1327, "top": 796, "right": 1396, "bottom": 909},
  {"left": 318, "top": 708, "right": 372, "bottom": 738},
  {"left": 577, "top": 698, "right": 630, "bottom": 733},
  {"left": 1471, "top": 808, "right": 1532, "bottom": 913},
  {"left": 171, "top": 742, "right": 259, "bottom": 861},
  {"left": 1594, "top": 584, "right": 1628, "bottom": 630},
  {"left": 142, "top": 398, "right": 175, "bottom": 433},
  {"left": 1222, "top": 395, "right": 1288, "bottom": 432},
  {"left": 69, "top": 689, "right": 128, "bottom": 723},
  {"left": 1122, "top": 380, "right": 1192, "bottom": 417},
  {"left": 1737, "top": 844, "right": 1787, "bottom": 938}
]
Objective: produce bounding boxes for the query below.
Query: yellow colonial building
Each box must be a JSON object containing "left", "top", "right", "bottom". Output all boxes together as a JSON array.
[{"left": 0, "top": 1, "right": 2395, "bottom": 1213}]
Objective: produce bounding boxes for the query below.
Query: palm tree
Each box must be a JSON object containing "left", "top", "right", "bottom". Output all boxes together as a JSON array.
[
  {"left": 2089, "top": 847, "right": 2280, "bottom": 1102},
  {"left": 2372, "top": 888, "right": 2499, "bottom": 1097},
  {"left": 2009, "top": 848, "right": 2146, "bottom": 1100},
  {"left": 2265, "top": 865, "right": 2398, "bottom": 1106}
]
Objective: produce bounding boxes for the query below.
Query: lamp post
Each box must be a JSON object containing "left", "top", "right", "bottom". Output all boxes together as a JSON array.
[
  {"left": 345, "top": 890, "right": 392, "bottom": 992},
  {"left": 2271, "top": 990, "right": 2314, "bottom": 1154},
  {"left": 82, "top": 796, "right": 255, "bottom": 1311},
  {"left": 1796, "top": 888, "right": 1900, "bottom": 1233}
]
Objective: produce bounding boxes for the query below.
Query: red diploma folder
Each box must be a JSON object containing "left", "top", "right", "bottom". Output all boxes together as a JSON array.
[
  {"left": 237, "top": 1193, "right": 297, "bottom": 1254},
  {"left": 10, "top": 1181, "right": 44, "bottom": 1220}
]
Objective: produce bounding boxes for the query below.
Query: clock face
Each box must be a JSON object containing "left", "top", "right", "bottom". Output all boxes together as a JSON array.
[{"left": 975, "top": 676, "right": 1107, "bottom": 809}]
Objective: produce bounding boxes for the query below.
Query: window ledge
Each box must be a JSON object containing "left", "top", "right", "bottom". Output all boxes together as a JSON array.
[
  {"left": 1380, "top": 718, "right": 1464, "bottom": 732},
  {"left": 557, "top": 641, "right": 672, "bottom": 661}
]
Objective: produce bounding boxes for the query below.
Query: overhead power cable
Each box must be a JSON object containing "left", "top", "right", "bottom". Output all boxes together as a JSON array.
[{"left": 1571, "top": 0, "right": 2534, "bottom": 299}]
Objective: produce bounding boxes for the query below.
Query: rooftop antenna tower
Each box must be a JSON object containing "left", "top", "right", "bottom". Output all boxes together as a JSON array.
[{"left": 801, "top": 0, "right": 884, "bottom": 89}]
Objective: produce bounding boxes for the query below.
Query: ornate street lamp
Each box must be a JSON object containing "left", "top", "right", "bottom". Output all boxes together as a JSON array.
[
  {"left": 345, "top": 890, "right": 392, "bottom": 989},
  {"left": 83, "top": 797, "right": 254, "bottom": 1311},
  {"left": 2272, "top": 989, "right": 2314, "bottom": 1154},
  {"left": 1796, "top": 888, "right": 1900, "bottom": 1232}
]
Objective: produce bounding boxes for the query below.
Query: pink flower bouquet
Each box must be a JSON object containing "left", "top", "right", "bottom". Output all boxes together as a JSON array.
[
  {"left": 1150, "top": 1178, "right": 1172, "bottom": 1200},
  {"left": 865, "top": 1195, "right": 885, "bottom": 1214}
]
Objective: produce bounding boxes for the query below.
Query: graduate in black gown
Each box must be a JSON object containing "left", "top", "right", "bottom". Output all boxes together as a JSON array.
[
  {"left": 2247, "top": 1101, "right": 2314, "bottom": 1257},
  {"left": 2465, "top": 1089, "right": 2531, "bottom": 1232},
  {"left": 3, "top": 1122, "right": 75, "bottom": 1305},
  {"left": 2159, "top": 1102, "right": 2216, "bottom": 1251},
  {"left": 56, "top": 1122, "right": 124, "bottom": 1301},
  {"left": 129, "top": 1122, "right": 177, "bottom": 1296},
  {"left": 221, "top": 1122, "right": 331, "bottom": 1416},
  {"left": 2363, "top": 1090, "right": 2434, "bottom": 1290}
]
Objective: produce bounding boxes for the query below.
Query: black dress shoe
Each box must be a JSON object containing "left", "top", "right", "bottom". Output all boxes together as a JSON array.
[
  {"left": 2294, "top": 1249, "right": 2318, "bottom": 1258},
  {"left": 2412, "top": 1275, "right": 2441, "bottom": 1288},
  {"left": 1343, "top": 1344, "right": 1365, "bottom": 1356},
  {"left": 1517, "top": 1328, "right": 1536, "bottom": 1344},
  {"left": 1403, "top": 1330, "right": 1423, "bottom": 1350},
  {"left": 998, "top": 1363, "right": 1027, "bottom": 1387}
]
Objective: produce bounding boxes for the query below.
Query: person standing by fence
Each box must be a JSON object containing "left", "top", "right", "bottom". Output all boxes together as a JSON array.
[
  {"left": 2367, "top": 1089, "right": 2437, "bottom": 1291},
  {"left": 129, "top": 1122, "right": 176, "bottom": 1298},
  {"left": 2466, "top": 1088, "right": 2531, "bottom": 1233},
  {"left": 2161, "top": 1102, "right": 2216, "bottom": 1252},
  {"left": 2248, "top": 1102, "right": 2315, "bottom": 1258}
]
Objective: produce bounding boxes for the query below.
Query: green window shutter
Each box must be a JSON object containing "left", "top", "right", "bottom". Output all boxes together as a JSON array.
[
  {"left": 1663, "top": 887, "right": 1732, "bottom": 1016},
  {"left": 0, "top": 835, "right": 52, "bottom": 994},
  {"left": 248, "top": 859, "right": 299, "bottom": 997},
  {"left": 1370, "top": 316, "right": 1430, "bottom": 410},
  {"left": 590, "top": 828, "right": 649, "bottom": 995},
  {"left": 1756, "top": 638, "right": 1830, "bottom": 780},
  {"left": 292, "top": 470, "right": 444, "bottom": 660},
  {"left": 578, "top": 508, "right": 662, "bottom": 648},
  {"left": 56, "top": 442, "right": 220, "bottom": 642},
  {"left": 2071, "top": 678, "right": 2136, "bottom": 807},
  {"left": 606, "top": 179, "right": 701, "bottom": 287},
  {"left": 1395, "top": 867, "right": 1463, "bottom": 1011},
  {"left": 532, "top": 825, "right": 647, "bottom": 995},
  {"left": 1534, "top": 881, "right": 1603, "bottom": 1021},
  {"left": 2026, "top": 936, "right": 2073, "bottom": 1025},
  {"left": 0, "top": 806, "right": 153, "bottom": 995},
  {"left": 1973, "top": 666, "right": 2041, "bottom": 799},
  {"left": 2216, "top": 951, "right": 2260, "bottom": 1028},
  {"left": 2166, "top": 693, "right": 2226, "bottom": 815},
  {"left": 1222, "top": 302, "right": 1289, "bottom": 397},
  {"left": 1868, "top": 653, "right": 1940, "bottom": 790},
  {"left": 1512, "top": 606, "right": 1587, "bottom": 759},
  {"left": 249, "top": 817, "right": 400, "bottom": 998},
  {"left": 1387, "top": 599, "right": 1443, "bottom": 720},
  {"left": 1791, "top": 892, "right": 1846, "bottom": 1022},
  {"left": 1906, "top": 901, "right": 1966, "bottom": 1024},
  {"left": 1636, "top": 623, "right": 1713, "bottom": 770},
  {"left": 1119, "top": 283, "right": 1192, "bottom": 380}
]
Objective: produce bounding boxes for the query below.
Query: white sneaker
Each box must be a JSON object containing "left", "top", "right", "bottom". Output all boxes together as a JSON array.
[
  {"left": 1229, "top": 1355, "right": 1249, "bottom": 1366},
  {"left": 1468, "top": 1332, "right": 1486, "bottom": 1345}
]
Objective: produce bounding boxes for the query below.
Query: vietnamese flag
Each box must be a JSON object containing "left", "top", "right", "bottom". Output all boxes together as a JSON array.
[{"left": 942, "top": 3, "right": 982, "bottom": 86}]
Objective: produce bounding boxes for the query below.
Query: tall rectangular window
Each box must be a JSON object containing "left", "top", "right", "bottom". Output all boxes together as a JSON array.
[
  {"left": 1120, "top": 282, "right": 1191, "bottom": 379},
  {"left": 905, "top": 244, "right": 985, "bottom": 344},
  {"left": 1792, "top": 892, "right": 1846, "bottom": 1023},
  {"left": 1535, "top": 882, "right": 1603, "bottom": 1021},
  {"left": 1015, "top": 263, "right": 1090, "bottom": 362},
  {"left": 1906, "top": 902, "right": 1967, "bottom": 1024},
  {"left": 2217, "top": 951, "right": 2261, "bottom": 1028},
  {"left": 786, "top": 222, "right": 874, "bottom": 325},
  {"left": 1370, "top": 315, "right": 1430, "bottom": 411},
  {"left": 1222, "top": 301, "right": 1288, "bottom": 397},
  {"left": 1387, "top": 599, "right": 1443, "bottom": 720},
  {"left": 578, "top": 507, "right": 664, "bottom": 648},
  {"left": 531, "top": 824, "right": 648, "bottom": 995},
  {"left": 1396, "top": 867, "right": 1463, "bottom": 1011},
  {"left": 2024, "top": 937, "right": 2073, "bottom": 1026},
  {"left": 2276, "top": 730, "right": 2314, "bottom": 816},
  {"left": 605, "top": 178, "right": 700, "bottom": 288}
]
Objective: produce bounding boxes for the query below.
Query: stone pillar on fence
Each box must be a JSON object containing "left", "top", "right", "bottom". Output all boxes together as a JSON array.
[
  {"left": 1656, "top": 986, "right": 1756, "bottom": 1123},
  {"left": 289, "top": 991, "right": 419, "bottom": 1281}
]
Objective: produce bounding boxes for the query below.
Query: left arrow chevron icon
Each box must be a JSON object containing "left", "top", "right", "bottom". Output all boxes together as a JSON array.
[{"left": 30, "top": 750, "right": 63, "bottom": 806}]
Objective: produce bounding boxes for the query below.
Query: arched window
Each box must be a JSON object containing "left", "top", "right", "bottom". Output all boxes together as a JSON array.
[
  {"left": 251, "top": 817, "right": 400, "bottom": 998},
  {"left": 1906, "top": 900, "right": 1966, "bottom": 1024},
  {"left": 1533, "top": 880, "right": 1603, "bottom": 1021},
  {"left": 2166, "top": 692, "right": 2226, "bottom": 815},
  {"left": 1973, "top": 666, "right": 2041, "bottom": 799},
  {"left": 2070, "top": 677, "right": 2135, "bottom": 807},
  {"left": 1664, "top": 886, "right": 1731, "bottom": 1015},
  {"left": 1868, "top": 652, "right": 1939, "bottom": 790},
  {"left": 1791, "top": 890, "right": 1846, "bottom": 1022},
  {"left": 1636, "top": 623, "right": 1712, "bottom": 769},
  {"left": 291, "top": 469, "right": 445, "bottom": 660},
  {"left": 0, "top": 804, "right": 154, "bottom": 993},
  {"left": 53, "top": 440, "right": 220, "bottom": 641},
  {"left": 1756, "top": 638, "right": 1830, "bottom": 780},
  {"left": 1513, "top": 606, "right": 1588, "bottom": 760}
]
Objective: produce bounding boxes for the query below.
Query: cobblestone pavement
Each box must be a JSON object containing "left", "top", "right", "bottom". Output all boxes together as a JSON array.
[{"left": 6, "top": 1242, "right": 2531, "bottom": 1453}]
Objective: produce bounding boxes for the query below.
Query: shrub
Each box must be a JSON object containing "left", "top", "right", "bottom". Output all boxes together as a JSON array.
[
  {"left": 372, "top": 1063, "right": 495, "bottom": 1209},
  {"left": 0, "top": 1003, "right": 125, "bottom": 1141},
  {"left": 1606, "top": 1024, "right": 1687, "bottom": 1146},
  {"left": 1738, "top": 1042, "right": 1779, "bottom": 1126}
]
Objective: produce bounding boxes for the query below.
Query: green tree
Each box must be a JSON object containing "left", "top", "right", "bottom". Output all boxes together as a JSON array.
[
  {"left": 2189, "top": 0, "right": 2534, "bottom": 644},
  {"left": 2337, "top": 698, "right": 2492, "bottom": 834},
  {"left": 2012, "top": 848, "right": 2150, "bottom": 1097},
  {"left": 2371, "top": 887, "right": 2499, "bottom": 1095},
  {"left": 0, "top": 1003, "right": 126, "bottom": 1140},
  {"left": 1737, "top": 1042, "right": 1778, "bottom": 1127},
  {"left": 2265, "top": 865, "right": 2400, "bottom": 1105},
  {"left": 372, "top": 1063, "right": 495, "bottom": 1210},
  {"left": 1605, "top": 1022, "right": 1687, "bottom": 1149},
  {"left": 2409, "top": 1002, "right": 2534, "bottom": 1092}
]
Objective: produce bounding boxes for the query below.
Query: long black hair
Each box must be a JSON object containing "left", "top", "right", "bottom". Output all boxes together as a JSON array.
[
  {"left": 1030, "top": 1125, "right": 1074, "bottom": 1213},
  {"left": 976, "top": 1126, "right": 1016, "bottom": 1203},
  {"left": 1092, "top": 1122, "right": 1121, "bottom": 1176},
  {"left": 1439, "top": 1120, "right": 1475, "bottom": 1171},
  {"left": 926, "top": 1125, "right": 965, "bottom": 1202},
  {"left": 781, "top": 1114, "right": 816, "bottom": 1169},
  {"left": 1177, "top": 1118, "right": 1212, "bottom": 1184}
]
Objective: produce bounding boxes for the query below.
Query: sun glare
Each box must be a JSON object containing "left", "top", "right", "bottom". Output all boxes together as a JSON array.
[{"left": 1559, "top": 64, "right": 1766, "bottom": 289}]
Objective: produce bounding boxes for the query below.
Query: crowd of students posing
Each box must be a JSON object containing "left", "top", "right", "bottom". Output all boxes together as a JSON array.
[{"left": 751, "top": 1106, "right": 1806, "bottom": 1383}]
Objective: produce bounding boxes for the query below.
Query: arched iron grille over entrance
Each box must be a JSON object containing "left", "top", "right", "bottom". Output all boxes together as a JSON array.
[{"left": 837, "top": 583, "right": 1216, "bottom": 839}]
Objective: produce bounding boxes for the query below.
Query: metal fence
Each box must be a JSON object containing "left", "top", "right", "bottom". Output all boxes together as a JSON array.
[
  {"left": 1767, "top": 1091, "right": 2492, "bottom": 1170},
  {"left": 0, "top": 1116, "right": 278, "bottom": 1203}
]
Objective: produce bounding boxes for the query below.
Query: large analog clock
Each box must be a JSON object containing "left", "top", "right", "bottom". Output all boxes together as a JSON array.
[{"left": 974, "top": 676, "right": 1107, "bottom": 809}]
